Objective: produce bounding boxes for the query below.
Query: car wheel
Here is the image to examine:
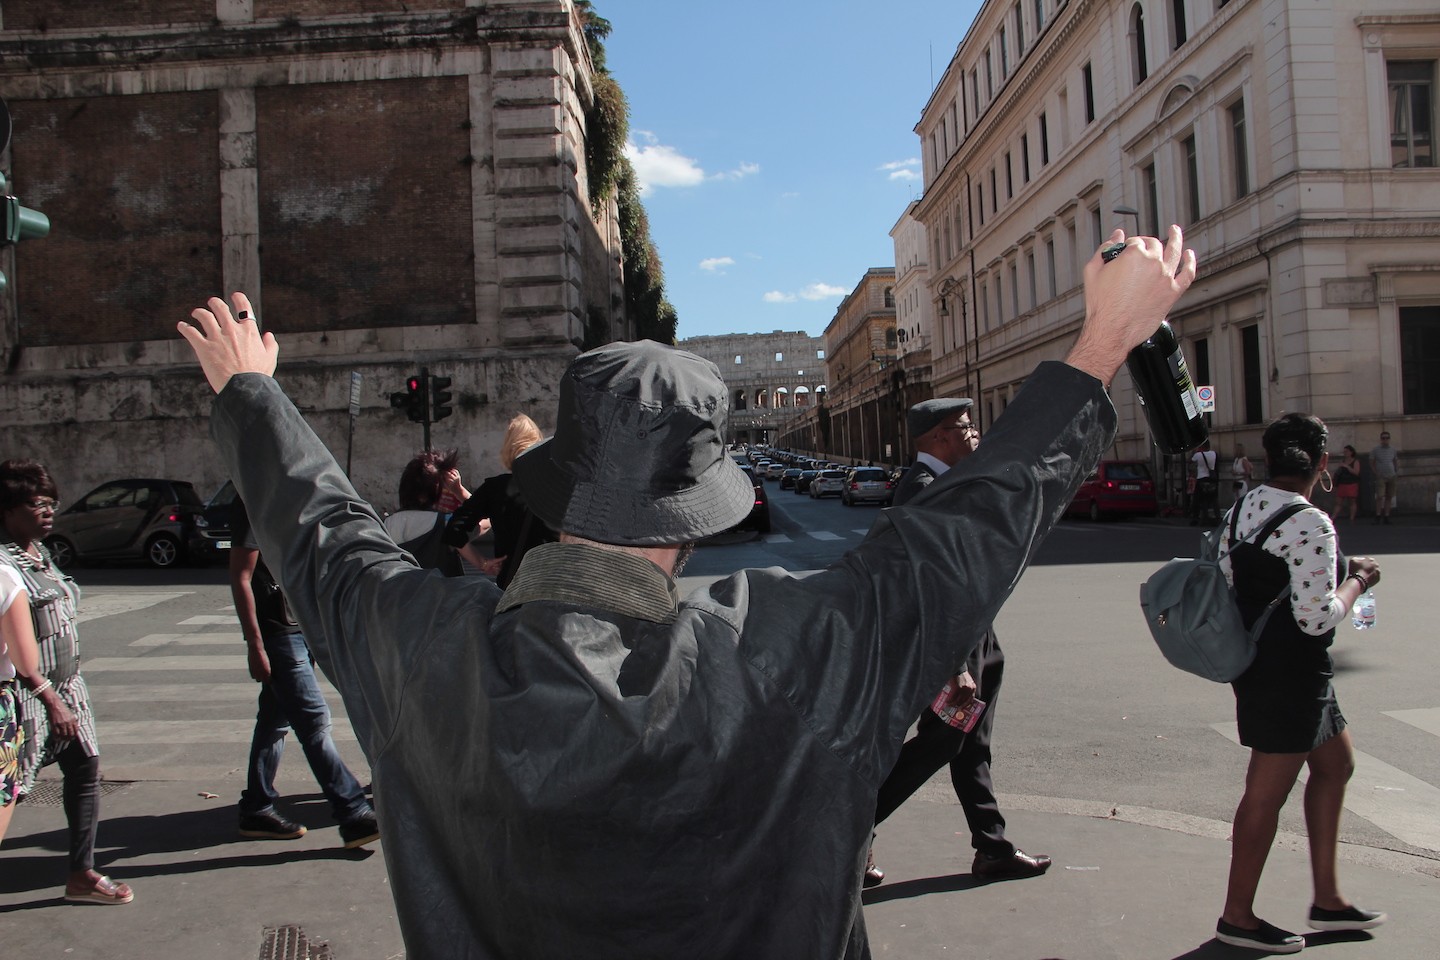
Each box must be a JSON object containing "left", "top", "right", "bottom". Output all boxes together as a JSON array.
[
  {"left": 146, "top": 533, "right": 182, "bottom": 568},
  {"left": 43, "top": 536, "right": 76, "bottom": 569},
  {"left": 1088, "top": 500, "right": 1102, "bottom": 522}
]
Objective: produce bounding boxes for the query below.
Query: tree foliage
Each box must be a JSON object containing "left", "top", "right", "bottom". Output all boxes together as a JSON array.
[{"left": 579, "top": 3, "right": 677, "bottom": 345}]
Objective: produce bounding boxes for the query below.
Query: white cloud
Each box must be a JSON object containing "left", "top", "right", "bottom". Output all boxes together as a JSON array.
[
  {"left": 624, "top": 132, "right": 705, "bottom": 194},
  {"left": 700, "top": 257, "right": 735, "bottom": 273},
  {"left": 888, "top": 168, "right": 920, "bottom": 181},
  {"left": 763, "top": 283, "right": 846, "bottom": 305},
  {"left": 878, "top": 158, "right": 920, "bottom": 171},
  {"left": 712, "top": 161, "right": 760, "bottom": 182}
]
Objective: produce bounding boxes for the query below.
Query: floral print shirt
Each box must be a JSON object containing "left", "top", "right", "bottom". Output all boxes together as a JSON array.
[{"left": 1219, "top": 484, "right": 1346, "bottom": 636}]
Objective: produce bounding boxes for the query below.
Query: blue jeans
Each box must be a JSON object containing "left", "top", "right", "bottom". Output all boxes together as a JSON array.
[{"left": 240, "top": 631, "right": 371, "bottom": 824}]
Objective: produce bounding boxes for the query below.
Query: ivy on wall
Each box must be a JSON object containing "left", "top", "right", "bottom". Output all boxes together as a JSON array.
[{"left": 578, "top": 1, "right": 678, "bottom": 345}]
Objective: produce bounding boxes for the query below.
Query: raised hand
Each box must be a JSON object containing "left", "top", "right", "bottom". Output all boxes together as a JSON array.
[{"left": 177, "top": 291, "right": 280, "bottom": 394}]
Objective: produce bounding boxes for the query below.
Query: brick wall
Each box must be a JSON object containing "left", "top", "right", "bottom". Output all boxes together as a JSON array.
[
  {"left": 256, "top": 76, "right": 474, "bottom": 332},
  {"left": 0, "top": 1, "right": 212, "bottom": 31},
  {"left": 10, "top": 91, "right": 223, "bottom": 346}
]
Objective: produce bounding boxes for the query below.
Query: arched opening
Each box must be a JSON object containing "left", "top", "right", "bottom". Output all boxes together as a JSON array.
[
  {"left": 774, "top": 387, "right": 790, "bottom": 409},
  {"left": 733, "top": 388, "right": 748, "bottom": 411},
  {"left": 755, "top": 389, "right": 770, "bottom": 410},
  {"left": 1130, "top": 3, "right": 1149, "bottom": 86},
  {"left": 794, "top": 386, "right": 811, "bottom": 408}
]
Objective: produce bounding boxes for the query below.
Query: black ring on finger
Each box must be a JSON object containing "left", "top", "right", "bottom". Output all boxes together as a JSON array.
[{"left": 237, "top": 310, "right": 250, "bottom": 320}]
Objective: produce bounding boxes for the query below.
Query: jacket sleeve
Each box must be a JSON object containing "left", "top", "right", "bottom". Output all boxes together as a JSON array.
[
  {"left": 208, "top": 374, "right": 500, "bottom": 759},
  {"left": 727, "top": 361, "right": 1116, "bottom": 786}
]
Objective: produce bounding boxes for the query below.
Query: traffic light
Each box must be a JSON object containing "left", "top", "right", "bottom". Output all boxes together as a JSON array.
[
  {"left": 390, "top": 373, "right": 429, "bottom": 423},
  {"left": 430, "top": 375, "right": 453, "bottom": 422},
  {"left": 0, "top": 171, "right": 51, "bottom": 294}
]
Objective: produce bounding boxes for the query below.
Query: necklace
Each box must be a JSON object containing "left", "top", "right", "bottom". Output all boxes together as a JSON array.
[{"left": 1, "top": 538, "right": 49, "bottom": 574}]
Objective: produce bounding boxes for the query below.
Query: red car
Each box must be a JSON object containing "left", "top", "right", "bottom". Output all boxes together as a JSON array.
[{"left": 1066, "top": 460, "right": 1158, "bottom": 520}]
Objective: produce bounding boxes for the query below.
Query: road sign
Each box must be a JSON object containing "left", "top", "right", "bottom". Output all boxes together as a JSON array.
[
  {"left": 348, "top": 371, "right": 362, "bottom": 418},
  {"left": 1196, "top": 384, "right": 1215, "bottom": 413}
]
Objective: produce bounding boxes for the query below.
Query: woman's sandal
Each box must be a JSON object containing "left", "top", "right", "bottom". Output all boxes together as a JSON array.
[{"left": 64, "top": 875, "right": 134, "bottom": 905}]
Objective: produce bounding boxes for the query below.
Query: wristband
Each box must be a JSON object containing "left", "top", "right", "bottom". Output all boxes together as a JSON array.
[
  {"left": 1346, "top": 573, "right": 1369, "bottom": 591},
  {"left": 31, "top": 677, "right": 52, "bottom": 696}
]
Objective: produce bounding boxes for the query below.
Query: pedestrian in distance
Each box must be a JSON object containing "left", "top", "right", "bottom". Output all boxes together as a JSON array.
[
  {"left": 1189, "top": 439, "right": 1220, "bottom": 525},
  {"left": 1231, "top": 442, "right": 1254, "bottom": 501},
  {"left": 865, "top": 397, "right": 1050, "bottom": 888},
  {"left": 1330, "top": 444, "right": 1361, "bottom": 524},
  {"left": 1213, "top": 414, "right": 1386, "bottom": 954},
  {"left": 0, "top": 459, "right": 134, "bottom": 904},
  {"left": 1369, "top": 430, "right": 1399, "bottom": 524},
  {"left": 384, "top": 450, "right": 487, "bottom": 576},
  {"left": 230, "top": 497, "right": 379, "bottom": 848},
  {"left": 176, "top": 226, "right": 1197, "bottom": 959}
]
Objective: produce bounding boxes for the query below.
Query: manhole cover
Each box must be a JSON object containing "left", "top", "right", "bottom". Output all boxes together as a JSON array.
[
  {"left": 259, "top": 924, "right": 334, "bottom": 960},
  {"left": 22, "top": 779, "right": 131, "bottom": 806}
]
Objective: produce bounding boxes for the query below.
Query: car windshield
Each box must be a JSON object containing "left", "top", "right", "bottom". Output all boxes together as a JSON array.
[
  {"left": 1107, "top": 463, "right": 1152, "bottom": 482},
  {"left": 174, "top": 483, "right": 205, "bottom": 508},
  {"left": 820, "top": 470, "right": 846, "bottom": 479},
  {"left": 851, "top": 469, "right": 886, "bottom": 481}
]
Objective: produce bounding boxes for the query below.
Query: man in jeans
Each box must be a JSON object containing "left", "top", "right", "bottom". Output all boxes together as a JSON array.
[
  {"left": 1369, "top": 431, "right": 1400, "bottom": 524},
  {"left": 230, "top": 498, "right": 379, "bottom": 847}
]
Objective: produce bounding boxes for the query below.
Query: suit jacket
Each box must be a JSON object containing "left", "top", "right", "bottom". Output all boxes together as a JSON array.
[{"left": 892, "top": 459, "right": 939, "bottom": 508}]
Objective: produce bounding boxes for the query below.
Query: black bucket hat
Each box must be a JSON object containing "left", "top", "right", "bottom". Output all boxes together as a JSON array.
[{"left": 511, "top": 340, "right": 756, "bottom": 546}]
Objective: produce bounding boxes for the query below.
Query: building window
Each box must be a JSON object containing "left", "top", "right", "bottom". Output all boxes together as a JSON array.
[
  {"left": 1005, "top": 151, "right": 1014, "bottom": 198},
  {"left": 1172, "top": 0, "right": 1187, "bottom": 49},
  {"left": 990, "top": 167, "right": 998, "bottom": 213},
  {"left": 981, "top": 279, "right": 991, "bottom": 330},
  {"left": 977, "top": 183, "right": 985, "bottom": 225},
  {"left": 1143, "top": 160, "right": 1160, "bottom": 235},
  {"left": 1131, "top": 4, "right": 1149, "bottom": 86},
  {"left": 950, "top": 101, "right": 960, "bottom": 145},
  {"left": 775, "top": 352, "right": 784, "bottom": 362},
  {"left": 1015, "top": 2, "right": 1025, "bottom": 51},
  {"left": 971, "top": 67, "right": 981, "bottom": 116},
  {"left": 1241, "top": 324, "right": 1263, "bottom": 424},
  {"left": 1010, "top": 262, "right": 1021, "bottom": 319},
  {"left": 1067, "top": 220, "right": 1079, "bottom": 285},
  {"left": 1040, "top": 112, "right": 1050, "bottom": 164},
  {"left": 1026, "top": 251, "right": 1037, "bottom": 309},
  {"left": 884, "top": 287, "right": 895, "bottom": 308},
  {"left": 985, "top": 51, "right": 994, "bottom": 99},
  {"left": 1083, "top": 62, "right": 1096, "bottom": 123},
  {"left": 1035, "top": 0, "right": 1045, "bottom": 29},
  {"left": 1229, "top": 99, "right": 1251, "bottom": 198},
  {"left": 735, "top": 355, "right": 743, "bottom": 364},
  {"left": 1401, "top": 306, "right": 1440, "bottom": 412},
  {"left": 1193, "top": 336, "right": 1210, "bottom": 387},
  {"left": 1021, "top": 133, "right": 1031, "bottom": 181},
  {"left": 1090, "top": 206, "right": 1104, "bottom": 248},
  {"left": 1000, "top": 25, "right": 1010, "bottom": 77},
  {"left": 1389, "top": 61, "right": 1435, "bottom": 168},
  {"left": 1182, "top": 134, "right": 1200, "bottom": 223},
  {"left": 1045, "top": 238, "right": 1057, "bottom": 298},
  {"left": 817, "top": 349, "right": 826, "bottom": 359}
]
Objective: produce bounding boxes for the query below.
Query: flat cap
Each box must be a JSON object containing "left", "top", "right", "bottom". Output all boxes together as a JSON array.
[{"left": 907, "top": 397, "right": 973, "bottom": 438}]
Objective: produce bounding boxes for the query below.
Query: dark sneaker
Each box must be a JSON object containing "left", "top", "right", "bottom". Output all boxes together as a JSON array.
[
  {"left": 1215, "top": 918, "right": 1304, "bottom": 954},
  {"left": 339, "top": 812, "right": 380, "bottom": 849},
  {"left": 238, "top": 809, "right": 307, "bottom": 840},
  {"left": 1308, "top": 904, "right": 1387, "bottom": 931}
]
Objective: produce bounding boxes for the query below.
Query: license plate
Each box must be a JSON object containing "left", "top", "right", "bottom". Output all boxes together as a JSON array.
[
  {"left": 216, "top": 540, "right": 231, "bottom": 550},
  {"left": 1119, "top": 484, "right": 1140, "bottom": 491}
]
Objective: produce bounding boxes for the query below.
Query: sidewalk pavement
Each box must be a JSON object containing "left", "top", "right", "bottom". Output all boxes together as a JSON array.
[{"left": 2, "top": 777, "right": 1437, "bottom": 959}]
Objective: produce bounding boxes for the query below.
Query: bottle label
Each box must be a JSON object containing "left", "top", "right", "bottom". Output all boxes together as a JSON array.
[{"left": 1169, "top": 350, "right": 1202, "bottom": 420}]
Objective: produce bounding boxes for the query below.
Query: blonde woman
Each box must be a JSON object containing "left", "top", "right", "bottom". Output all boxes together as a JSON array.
[{"left": 465, "top": 414, "right": 554, "bottom": 588}]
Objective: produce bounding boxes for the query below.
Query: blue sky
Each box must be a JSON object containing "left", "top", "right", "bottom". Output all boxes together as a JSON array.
[{"left": 601, "top": 1, "right": 981, "bottom": 341}]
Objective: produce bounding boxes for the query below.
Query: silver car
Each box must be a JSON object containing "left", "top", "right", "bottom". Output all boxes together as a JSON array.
[
  {"left": 809, "top": 469, "right": 848, "bottom": 499},
  {"left": 840, "top": 467, "right": 894, "bottom": 506},
  {"left": 44, "top": 478, "right": 204, "bottom": 569}
]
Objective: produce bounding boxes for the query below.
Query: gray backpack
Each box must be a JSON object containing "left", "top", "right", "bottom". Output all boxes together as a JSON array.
[{"left": 1139, "top": 502, "right": 1306, "bottom": 682}]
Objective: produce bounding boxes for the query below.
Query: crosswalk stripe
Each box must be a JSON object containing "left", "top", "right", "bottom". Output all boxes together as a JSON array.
[
  {"left": 76, "top": 592, "right": 192, "bottom": 623},
  {"left": 99, "top": 719, "right": 357, "bottom": 745},
  {"left": 762, "top": 533, "right": 792, "bottom": 543},
  {"left": 86, "top": 655, "right": 248, "bottom": 672},
  {"left": 1386, "top": 707, "right": 1440, "bottom": 738},
  {"left": 851, "top": 529, "right": 870, "bottom": 536},
  {"left": 1212, "top": 721, "right": 1440, "bottom": 852},
  {"left": 131, "top": 633, "right": 244, "bottom": 647},
  {"left": 807, "top": 531, "right": 843, "bottom": 541},
  {"left": 97, "top": 682, "right": 342, "bottom": 702},
  {"left": 177, "top": 615, "right": 237, "bottom": 625}
]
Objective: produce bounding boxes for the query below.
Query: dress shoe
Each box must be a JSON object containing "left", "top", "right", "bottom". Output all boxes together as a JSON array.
[
  {"left": 972, "top": 849, "right": 1052, "bottom": 879},
  {"left": 863, "top": 848, "right": 885, "bottom": 888}
]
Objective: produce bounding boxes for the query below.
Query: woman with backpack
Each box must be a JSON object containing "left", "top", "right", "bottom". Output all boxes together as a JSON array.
[{"left": 1212, "top": 414, "right": 1384, "bottom": 953}]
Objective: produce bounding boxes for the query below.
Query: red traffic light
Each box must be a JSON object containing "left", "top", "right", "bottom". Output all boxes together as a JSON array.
[{"left": 408, "top": 377, "right": 422, "bottom": 392}]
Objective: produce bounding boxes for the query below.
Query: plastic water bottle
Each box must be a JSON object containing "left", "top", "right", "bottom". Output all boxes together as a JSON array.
[{"left": 1352, "top": 590, "right": 1376, "bottom": 630}]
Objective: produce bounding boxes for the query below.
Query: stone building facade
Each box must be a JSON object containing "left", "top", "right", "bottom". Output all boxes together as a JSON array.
[
  {"left": 913, "top": 0, "right": 1439, "bottom": 510},
  {"left": 0, "top": 0, "right": 628, "bottom": 510},
  {"left": 678, "top": 330, "right": 827, "bottom": 445}
]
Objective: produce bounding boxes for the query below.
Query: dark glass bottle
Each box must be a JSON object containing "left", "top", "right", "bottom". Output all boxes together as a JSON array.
[{"left": 1125, "top": 321, "right": 1208, "bottom": 454}]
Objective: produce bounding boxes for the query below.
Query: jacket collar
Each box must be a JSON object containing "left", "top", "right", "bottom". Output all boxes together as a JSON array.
[{"left": 496, "top": 542, "right": 680, "bottom": 624}]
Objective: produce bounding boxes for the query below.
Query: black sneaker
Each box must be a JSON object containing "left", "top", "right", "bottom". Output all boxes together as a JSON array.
[
  {"left": 1308, "top": 904, "right": 1387, "bottom": 931},
  {"left": 238, "top": 809, "right": 307, "bottom": 840},
  {"left": 339, "top": 812, "right": 380, "bottom": 849},
  {"left": 1215, "top": 918, "right": 1304, "bottom": 954}
]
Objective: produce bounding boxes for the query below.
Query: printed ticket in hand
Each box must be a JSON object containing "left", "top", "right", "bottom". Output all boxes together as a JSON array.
[{"left": 931, "top": 678, "right": 987, "bottom": 732}]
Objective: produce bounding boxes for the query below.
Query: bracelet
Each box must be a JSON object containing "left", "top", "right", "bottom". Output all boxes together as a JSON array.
[
  {"left": 1346, "top": 573, "right": 1369, "bottom": 591},
  {"left": 30, "top": 677, "right": 52, "bottom": 696}
]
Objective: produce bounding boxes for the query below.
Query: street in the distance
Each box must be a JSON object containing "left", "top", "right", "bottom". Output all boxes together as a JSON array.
[{"left": 2, "top": 488, "right": 1438, "bottom": 959}]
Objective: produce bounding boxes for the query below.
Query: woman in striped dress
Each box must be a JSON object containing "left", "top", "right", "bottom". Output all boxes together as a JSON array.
[{"left": 0, "top": 459, "right": 133, "bottom": 904}]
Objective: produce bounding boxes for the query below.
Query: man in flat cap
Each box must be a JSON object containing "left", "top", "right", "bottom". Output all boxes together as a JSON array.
[
  {"left": 178, "top": 226, "right": 1195, "bottom": 960},
  {"left": 864, "top": 396, "right": 1050, "bottom": 888}
]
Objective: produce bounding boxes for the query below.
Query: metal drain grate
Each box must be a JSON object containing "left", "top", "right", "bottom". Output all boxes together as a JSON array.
[
  {"left": 22, "top": 779, "right": 132, "bottom": 806},
  {"left": 258, "top": 924, "right": 334, "bottom": 960}
]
